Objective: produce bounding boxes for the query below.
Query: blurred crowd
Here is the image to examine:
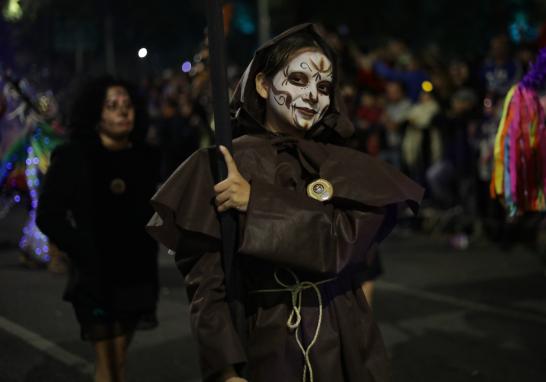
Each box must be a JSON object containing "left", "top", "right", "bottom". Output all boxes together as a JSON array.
[{"left": 136, "top": 28, "right": 546, "bottom": 250}]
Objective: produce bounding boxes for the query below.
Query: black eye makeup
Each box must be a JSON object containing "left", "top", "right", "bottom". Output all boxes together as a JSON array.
[
  {"left": 317, "top": 81, "right": 332, "bottom": 95},
  {"left": 288, "top": 72, "right": 309, "bottom": 87}
]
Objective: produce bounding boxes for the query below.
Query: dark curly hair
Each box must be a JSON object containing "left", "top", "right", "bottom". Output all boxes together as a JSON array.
[{"left": 68, "top": 75, "right": 148, "bottom": 142}]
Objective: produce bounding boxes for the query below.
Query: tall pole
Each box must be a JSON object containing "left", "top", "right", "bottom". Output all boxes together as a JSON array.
[
  {"left": 257, "top": 0, "right": 270, "bottom": 45},
  {"left": 206, "top": 0, "right": 247, "bottom": 375}
]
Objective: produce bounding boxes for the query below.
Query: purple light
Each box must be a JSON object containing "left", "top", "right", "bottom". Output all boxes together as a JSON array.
[
  {"left": 6, "top": 162, "right": 13, "bottom": 170},
  {"left": 33, "top": 158, "right": 39, "bottom": 165},
  {"left": 14, "top": 195, "right": 21, "bottom": 203},
  {"left": 181, "top": 61, "right": 192, "bottom": 73}
]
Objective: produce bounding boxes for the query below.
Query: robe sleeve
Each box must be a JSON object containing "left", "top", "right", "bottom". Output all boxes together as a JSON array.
[
  {"left": 174, "top": 231, "right": 247, "bottom": 380},
  {"left": 239, "top": 178, "right": 386, "bottom": 276},
  {"left": 146, "top": 149, "right": 247, "bottom": 380},
  {"left": 147, "top": 148, "right": 220, "bottom": 250}
]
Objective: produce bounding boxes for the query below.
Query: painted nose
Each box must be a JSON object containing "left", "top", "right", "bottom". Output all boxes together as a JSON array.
[{"left": 308, "top": 86, "right": 318, "bottom": 104}]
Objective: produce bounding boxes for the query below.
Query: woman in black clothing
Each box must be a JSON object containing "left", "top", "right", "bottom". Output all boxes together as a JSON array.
[{"left": 37, "top": 76, "right": 160, "bottom": 382}]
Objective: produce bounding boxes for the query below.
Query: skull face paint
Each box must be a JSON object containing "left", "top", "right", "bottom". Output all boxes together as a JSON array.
[{"left": 268, "top": 50, "right": 333, "bottom": 131}]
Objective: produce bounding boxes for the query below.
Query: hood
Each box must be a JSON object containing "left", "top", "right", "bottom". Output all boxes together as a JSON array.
[{"left": 230, "top": 23, "right": 354, "bottom": 143}]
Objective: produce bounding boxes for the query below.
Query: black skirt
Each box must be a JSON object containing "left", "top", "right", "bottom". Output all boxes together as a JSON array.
[{"left": 73, "top": 303, "right": 158, "bottom": 342}]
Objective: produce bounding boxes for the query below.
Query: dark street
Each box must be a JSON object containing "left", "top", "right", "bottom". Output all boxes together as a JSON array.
[{"left": 1, "top": 206, "right": 545, "bottom": 382}]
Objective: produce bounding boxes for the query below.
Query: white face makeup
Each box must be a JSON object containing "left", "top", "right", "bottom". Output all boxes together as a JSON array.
[{"left": 267, "top": 50, "right": 333, "bottom": 131}]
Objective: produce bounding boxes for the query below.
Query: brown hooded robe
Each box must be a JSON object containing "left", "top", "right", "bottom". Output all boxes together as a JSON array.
[{"left": 147, "top": 24, "right": 424, "bottom": 382}]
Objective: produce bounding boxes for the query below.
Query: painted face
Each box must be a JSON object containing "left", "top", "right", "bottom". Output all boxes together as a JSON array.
[
  {"left": 268, "top": 50, "right": 333, "bottom": 130},
  {"left": 100, "top": 86, "right": 135, "bottom": 140}
]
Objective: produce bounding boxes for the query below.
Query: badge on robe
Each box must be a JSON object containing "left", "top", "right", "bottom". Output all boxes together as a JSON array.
[
  {"left": 110, "top": 178, "right": 127, "bottom": 195},
  {"left": 307, "top": 178, "right": 333, "bottom": 202}
]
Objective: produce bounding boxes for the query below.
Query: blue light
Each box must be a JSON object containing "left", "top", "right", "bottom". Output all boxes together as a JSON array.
[
  {"left": 6, "top": 162, "right": 13, "bottom": 170},
  {"left": 234, "top": 4, "right": 256, "bottom": 35},
  {"left": 181, "top": 61, "right": 192, "bottom": 73},
  {"left": 35, "top": 248, "right": 42, "bottom": 255},
  {"left": 33, "top": 158, "right": 39, "bottom": 165}
]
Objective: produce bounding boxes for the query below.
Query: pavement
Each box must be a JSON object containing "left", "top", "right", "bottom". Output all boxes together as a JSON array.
[{"left": 1, "top": 204, "right": 545, "bottom": 382}]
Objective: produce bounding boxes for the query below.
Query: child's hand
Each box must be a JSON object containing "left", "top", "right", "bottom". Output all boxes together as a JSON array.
[{"left": 214, "top": 145, "right": 250, "bottom": 213}]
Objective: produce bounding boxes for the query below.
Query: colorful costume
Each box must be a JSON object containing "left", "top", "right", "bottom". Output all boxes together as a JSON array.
[
  {"left": 491, "top": 48, "right": 546, "bottom": 216},
  {"left": 0, "top": 71, "right": 63, "bottom": 264}
]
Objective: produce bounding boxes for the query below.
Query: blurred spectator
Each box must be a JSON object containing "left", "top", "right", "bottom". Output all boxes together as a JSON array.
[
  {"left": 475, "top": 93, "right": 505, "bottom": 240},
  {"left": 428, "top": 89, "right": 479, "bottom": 248},
  {"left": 429, "top": 68, "right": 453, "bottom": 109},
  {"left": 401, "top": 90, "right": 441, "bottom": 184},
  {"left": 355, "top": 92, "right": 384, "bottom": 130},
  {"left": 449, "top": 59, "right": 473, "bottom": 91},
  {"left": 480, "top": 34, "right": 519, "bottom": 97},
  {"left": 381, "top": 80, "right": 411, "bottom": 168},
  {"left": 157, "top": 93, "right": 205, "bottom": 180},
  {"left": 373, "top": 51, "right": 429, "bottom": 102}
]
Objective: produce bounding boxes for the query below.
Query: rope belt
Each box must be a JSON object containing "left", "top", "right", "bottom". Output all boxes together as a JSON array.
[{"left": 251, "top": 268, "right": 336, "bottom": 382}]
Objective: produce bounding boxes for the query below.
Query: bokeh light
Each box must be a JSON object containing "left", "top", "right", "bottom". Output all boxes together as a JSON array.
[
  {"left": 138, "top": 48, "right": 148, "bottom": 59},
  {"left": 181, "top": 61, "right": 192, "bottom": 73},
  {"left": 3, "top": 0, "right": 23, "bottom": 22},
  {"left": 421, "top": 81, "right": 434, "bottom": 93}
]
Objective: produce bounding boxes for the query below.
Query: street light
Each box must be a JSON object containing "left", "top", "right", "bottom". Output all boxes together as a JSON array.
[{"left": 138, "top": 48, "right": 148, "bottom": 59}]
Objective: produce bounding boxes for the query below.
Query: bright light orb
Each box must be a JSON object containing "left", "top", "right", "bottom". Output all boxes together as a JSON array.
[
  {"left": 421, "top": 81, "right": 434, "bottom": 93},
  {"left": 181, "top": 61, "right": 192, "bottom": 73},
  {"left": 138, "top": 48, "right": 148, "bottom": 59},
  {"left": 3, "top": 0, "right": 23, "bottom": 22}
]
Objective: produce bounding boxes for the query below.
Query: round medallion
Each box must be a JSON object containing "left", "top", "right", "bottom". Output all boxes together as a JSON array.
[
  {"left": 307, "top": 178, "right": 333, "bottom": 202},
  {"left": 110, "top": 178, "right": 126, "bottom": 195}
]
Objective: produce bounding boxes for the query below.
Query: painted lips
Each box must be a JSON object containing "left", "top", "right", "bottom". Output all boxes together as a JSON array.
[{"left": 295, "top": 106, "right": 317, "bottom": 118}]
